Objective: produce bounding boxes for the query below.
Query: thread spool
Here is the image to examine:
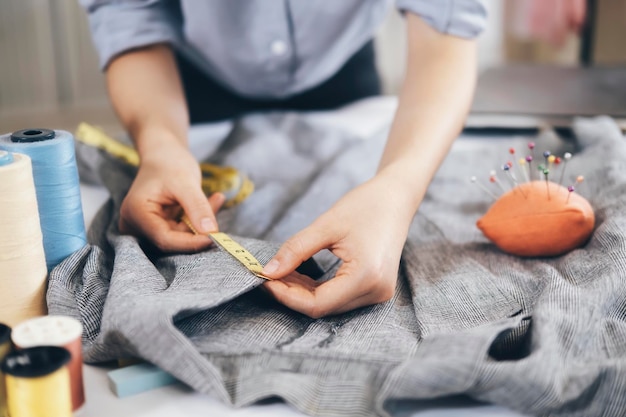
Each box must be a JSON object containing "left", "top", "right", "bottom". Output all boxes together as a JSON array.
[
  {"left": 12, "top": 316, "right": 84, "bottom": 411},
  {"left": 0, "top": 323, "right": 12, "bottom": 417},
  {"left": 0, "top": 152, "right": 48, "bottom": 326},
  {"left": 0, "top": 129, "right": 87, "bottom": 271},
  {"left": 1, "top": 346, "right": 72, "bottom": 417}
]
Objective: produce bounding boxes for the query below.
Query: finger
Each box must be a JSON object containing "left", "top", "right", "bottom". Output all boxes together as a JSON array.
[
  {"left": 176, "top": 182, "right": 219, "bottom": 234},
  {"left": 208, "top": 192, "right": 226, "bottom": 213},
  {"left": 121, "top": 200, "right": 212, "bottom": 253},
  {"left": 263, "top": 266, "right": 376, "bottom": 318},
  {"left": 262, "top": 223, "right": 336, "bottom": 279}
]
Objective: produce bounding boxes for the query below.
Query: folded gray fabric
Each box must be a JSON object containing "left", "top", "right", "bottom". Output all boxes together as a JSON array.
[{"left": 49, "top": 114, "right": 626, "bottom": 417}]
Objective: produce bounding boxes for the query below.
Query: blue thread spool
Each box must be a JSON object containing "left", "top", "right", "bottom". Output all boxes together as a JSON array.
[{"left": 0, "top": 129, "right": 87, "bottom": 271}]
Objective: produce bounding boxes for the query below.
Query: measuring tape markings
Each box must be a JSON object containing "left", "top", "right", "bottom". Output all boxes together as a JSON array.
[{"left": 180, "top": 215, "right": 271, "bottom": 280}]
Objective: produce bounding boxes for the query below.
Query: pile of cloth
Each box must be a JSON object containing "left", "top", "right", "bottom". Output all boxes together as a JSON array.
[{"left": 49, "top": 113, "right": 626, "bottom": 417}]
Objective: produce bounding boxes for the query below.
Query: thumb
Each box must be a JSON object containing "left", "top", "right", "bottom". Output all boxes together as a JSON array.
[
  {"left": 177, "top": 184, "right": 221, "bottom": 234},
  {"left": 262, "top": 224, "right": 334, "bottom": 279}
]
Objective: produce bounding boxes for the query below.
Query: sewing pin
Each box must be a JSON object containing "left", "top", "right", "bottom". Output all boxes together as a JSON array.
[
  {"left": 502, "top": 164, "right": 515, "bottom": 186},
  {"left": 528, "top": 142, "right": 536, "bottom": 167},
  {"left": 543, "top": 151, "right": 551, "bottom": 169},
  {"left": 548, "top": 154, "right": 556, "bottom": 170},
  {"left": 470, "top": 176, "right": 498, "bottom": 200},
  {"left": 503, "top": 164, "right": 527, "bottom": 198},
  {"left": 518, "top": 158, "right": 530, "bottom": 182},
  {"left": 558, "top": 152, "right": 572, "bottom": 186},
  {"left": 506, "top": 158, "right": 524, "bottom": 183},
  {"left": 509, "top": 147, "right": 522, "bottom": 181},
  {"left": 576, "top": 175, "right": 585, "bottom": 195},
  {"left": 526, "top": 155, "right": 533, "bottom": 181},
  {"left": 543, "top": 168, "right": 551, "bottom": 199},
  {"left": 537, "top": 164, "right": 546, "bottom": 180},
  {"left": 566, "top": 185, "right": 575, "bottom": 204},
  {"left": 505, "top": 161, "right": 518, "bottom": 181},
  {"left": 489, "top": 170, "right": 508, "bottom": 194}
]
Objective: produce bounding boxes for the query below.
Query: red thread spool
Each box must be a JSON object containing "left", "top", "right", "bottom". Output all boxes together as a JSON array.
[{"left": 11, "top": 316, "right": 84, "bottom": 411}]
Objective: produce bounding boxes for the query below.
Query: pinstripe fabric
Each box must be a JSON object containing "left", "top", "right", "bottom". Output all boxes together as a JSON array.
[{"left": 49, "top": 114, "right": 626, "bottom": 416}]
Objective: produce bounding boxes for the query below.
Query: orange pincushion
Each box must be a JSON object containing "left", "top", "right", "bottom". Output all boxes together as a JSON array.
[{"left": 477, "top": 181, "right": 595, "bottom": 257}]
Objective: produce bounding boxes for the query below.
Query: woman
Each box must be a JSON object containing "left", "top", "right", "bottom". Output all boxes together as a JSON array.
[{"left": 81, "top": 0, "right": 486, "bottom": 318}]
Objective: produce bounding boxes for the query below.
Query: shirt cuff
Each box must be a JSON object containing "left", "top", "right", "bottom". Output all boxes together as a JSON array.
[
  {"left": 81, "top": 0, "right": 182, "bottom": 70},
  {"left": 396, "top": 0, "right": 487, "bottom": 39}
]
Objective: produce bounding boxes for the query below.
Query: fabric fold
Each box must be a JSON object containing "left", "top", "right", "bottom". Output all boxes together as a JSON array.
[{"left": 49, "top": 114, "right": 626, "bottom": 416}]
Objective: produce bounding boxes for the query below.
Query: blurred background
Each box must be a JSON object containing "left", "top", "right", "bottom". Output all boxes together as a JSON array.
[{"left": 1, "top": 0, "right": 625, "bottom": 134}]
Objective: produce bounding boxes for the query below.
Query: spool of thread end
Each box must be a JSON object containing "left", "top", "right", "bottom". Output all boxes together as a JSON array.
[
  {"left": 1, "top": 346, "right": 73, "bottom": 417},
  {"left": 12, "top": 316, "right": 85, "bottom": 411}
]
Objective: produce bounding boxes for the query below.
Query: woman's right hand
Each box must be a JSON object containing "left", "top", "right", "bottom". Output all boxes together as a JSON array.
[{"left": 118, "top": 139, "right": 225, "bottom": 253}]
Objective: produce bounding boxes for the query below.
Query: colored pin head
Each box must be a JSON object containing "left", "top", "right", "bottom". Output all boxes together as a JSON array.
[
  {"left": 518, "top": 158, "right": 526, "bottom": 165},
  {"left": 470, "top": 176, "right": 498, "bottom": 200},
  {"left": 548, "top": 155, "right": 556, "bottom": 164},
  {"left": 577, "top": 175, "right": 584, "bottom": 183},
  {"left": 489, "top": 170, "right": 496, "bottom": 177},
  {"left": 538, "top": 164, "right": 545, "bottom": 171},
  {"left": 509, "top": 148, "right": 515, "bottom": 155},
  {"left": 543, "top": 151, "right": 551, "bottom": 158},
  {"left": 564, "top": 152, "right": 572, "bottom": 161},
  {"left": 506, "top": 161, "right": 513, "bottom": 168},
  {"left": 568, "top": 185, "right": 575, "bottom": 192},
  {"left": 502, "top": 164, "right": 510, "bottom": 171},
  {"left": 528, "top": 142, "right": 535, "bottom": 150},
  {"left": 526, "top": 155, "right": 533, "bottom": 162},
  {"left": 543, "top": 169, "right": 549, "bottom": 176},
  {"left": 554, "top": 157, "right": 561, "bottom": 164}
]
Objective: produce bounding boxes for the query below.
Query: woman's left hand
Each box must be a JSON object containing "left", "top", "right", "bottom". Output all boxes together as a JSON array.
[{"left": 261, "top": 174, "right": 415, "bottom": 318}]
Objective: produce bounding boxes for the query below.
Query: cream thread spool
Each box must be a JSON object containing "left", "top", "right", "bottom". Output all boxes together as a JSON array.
[
  {"left": 0, "top": 152, "right": 47, "bottom": 326},
  {"left": 11, "top": 316, "right": 85, "bottom": 411},
  {"left": 1, "top": 346, "right": 72, "bottom": 417},
  {"left": 0, "top": 323, "right": 11, "bottom": 417}
]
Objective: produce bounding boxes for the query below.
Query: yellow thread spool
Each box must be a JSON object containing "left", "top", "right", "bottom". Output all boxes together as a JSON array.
[
  {"left": 0, "top": 323, "right": 11, "bottom": 417},
  {"left": 1, "top": 346, "right": 72, "bottom": 417}
]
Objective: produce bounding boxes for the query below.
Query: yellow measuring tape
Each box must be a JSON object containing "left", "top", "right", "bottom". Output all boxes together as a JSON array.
[
  {"left": 75, "top": 123, "right": 266, "bottom": 279},
  {"left": 180, "top": 215, "right": 271, "bottom": 280},
  {"left": 75, "top": 123, "right": 254, "bottom": 208}
]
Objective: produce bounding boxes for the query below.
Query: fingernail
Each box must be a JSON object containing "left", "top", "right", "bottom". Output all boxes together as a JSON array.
[
  {"left": 201, "top": 218, "right": 215, "bottom": 232},
  {"left": 263, "top": 259, "right": 280, "bottom": 275}
]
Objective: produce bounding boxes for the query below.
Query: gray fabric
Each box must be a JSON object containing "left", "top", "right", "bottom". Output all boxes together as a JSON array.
[
  {"left": 79, "top": 0, "right": 487, "bottom": 97},
  {"left": 50, "top": 114, "right": 626, "bottom": 417}
]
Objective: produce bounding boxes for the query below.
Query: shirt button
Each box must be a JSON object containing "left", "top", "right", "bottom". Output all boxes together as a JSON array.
[{"left": 270, "top": 40, "right": 288, "bottom": 56}]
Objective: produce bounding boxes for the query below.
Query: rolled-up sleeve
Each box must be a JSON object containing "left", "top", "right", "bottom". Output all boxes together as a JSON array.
[
  {"left": 396, "top": 0, "right": 487, "bottom": 38},
  {"left": 80, "top": 0, "right": 182, "bottom": 70}
]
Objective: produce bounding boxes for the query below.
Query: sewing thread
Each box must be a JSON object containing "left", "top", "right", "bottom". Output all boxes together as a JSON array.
[
  {"left": 12, "top": 316, "right": 85, "bottom": 411},
  {"left": 1, "top": 346, "right": 73, "bottom": 417},
  {"left": 0, "top": 129, "right": 87, "bottom": 271},
  {"left": 0, "top": 153, "right": 48, "bottom": 326}
]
